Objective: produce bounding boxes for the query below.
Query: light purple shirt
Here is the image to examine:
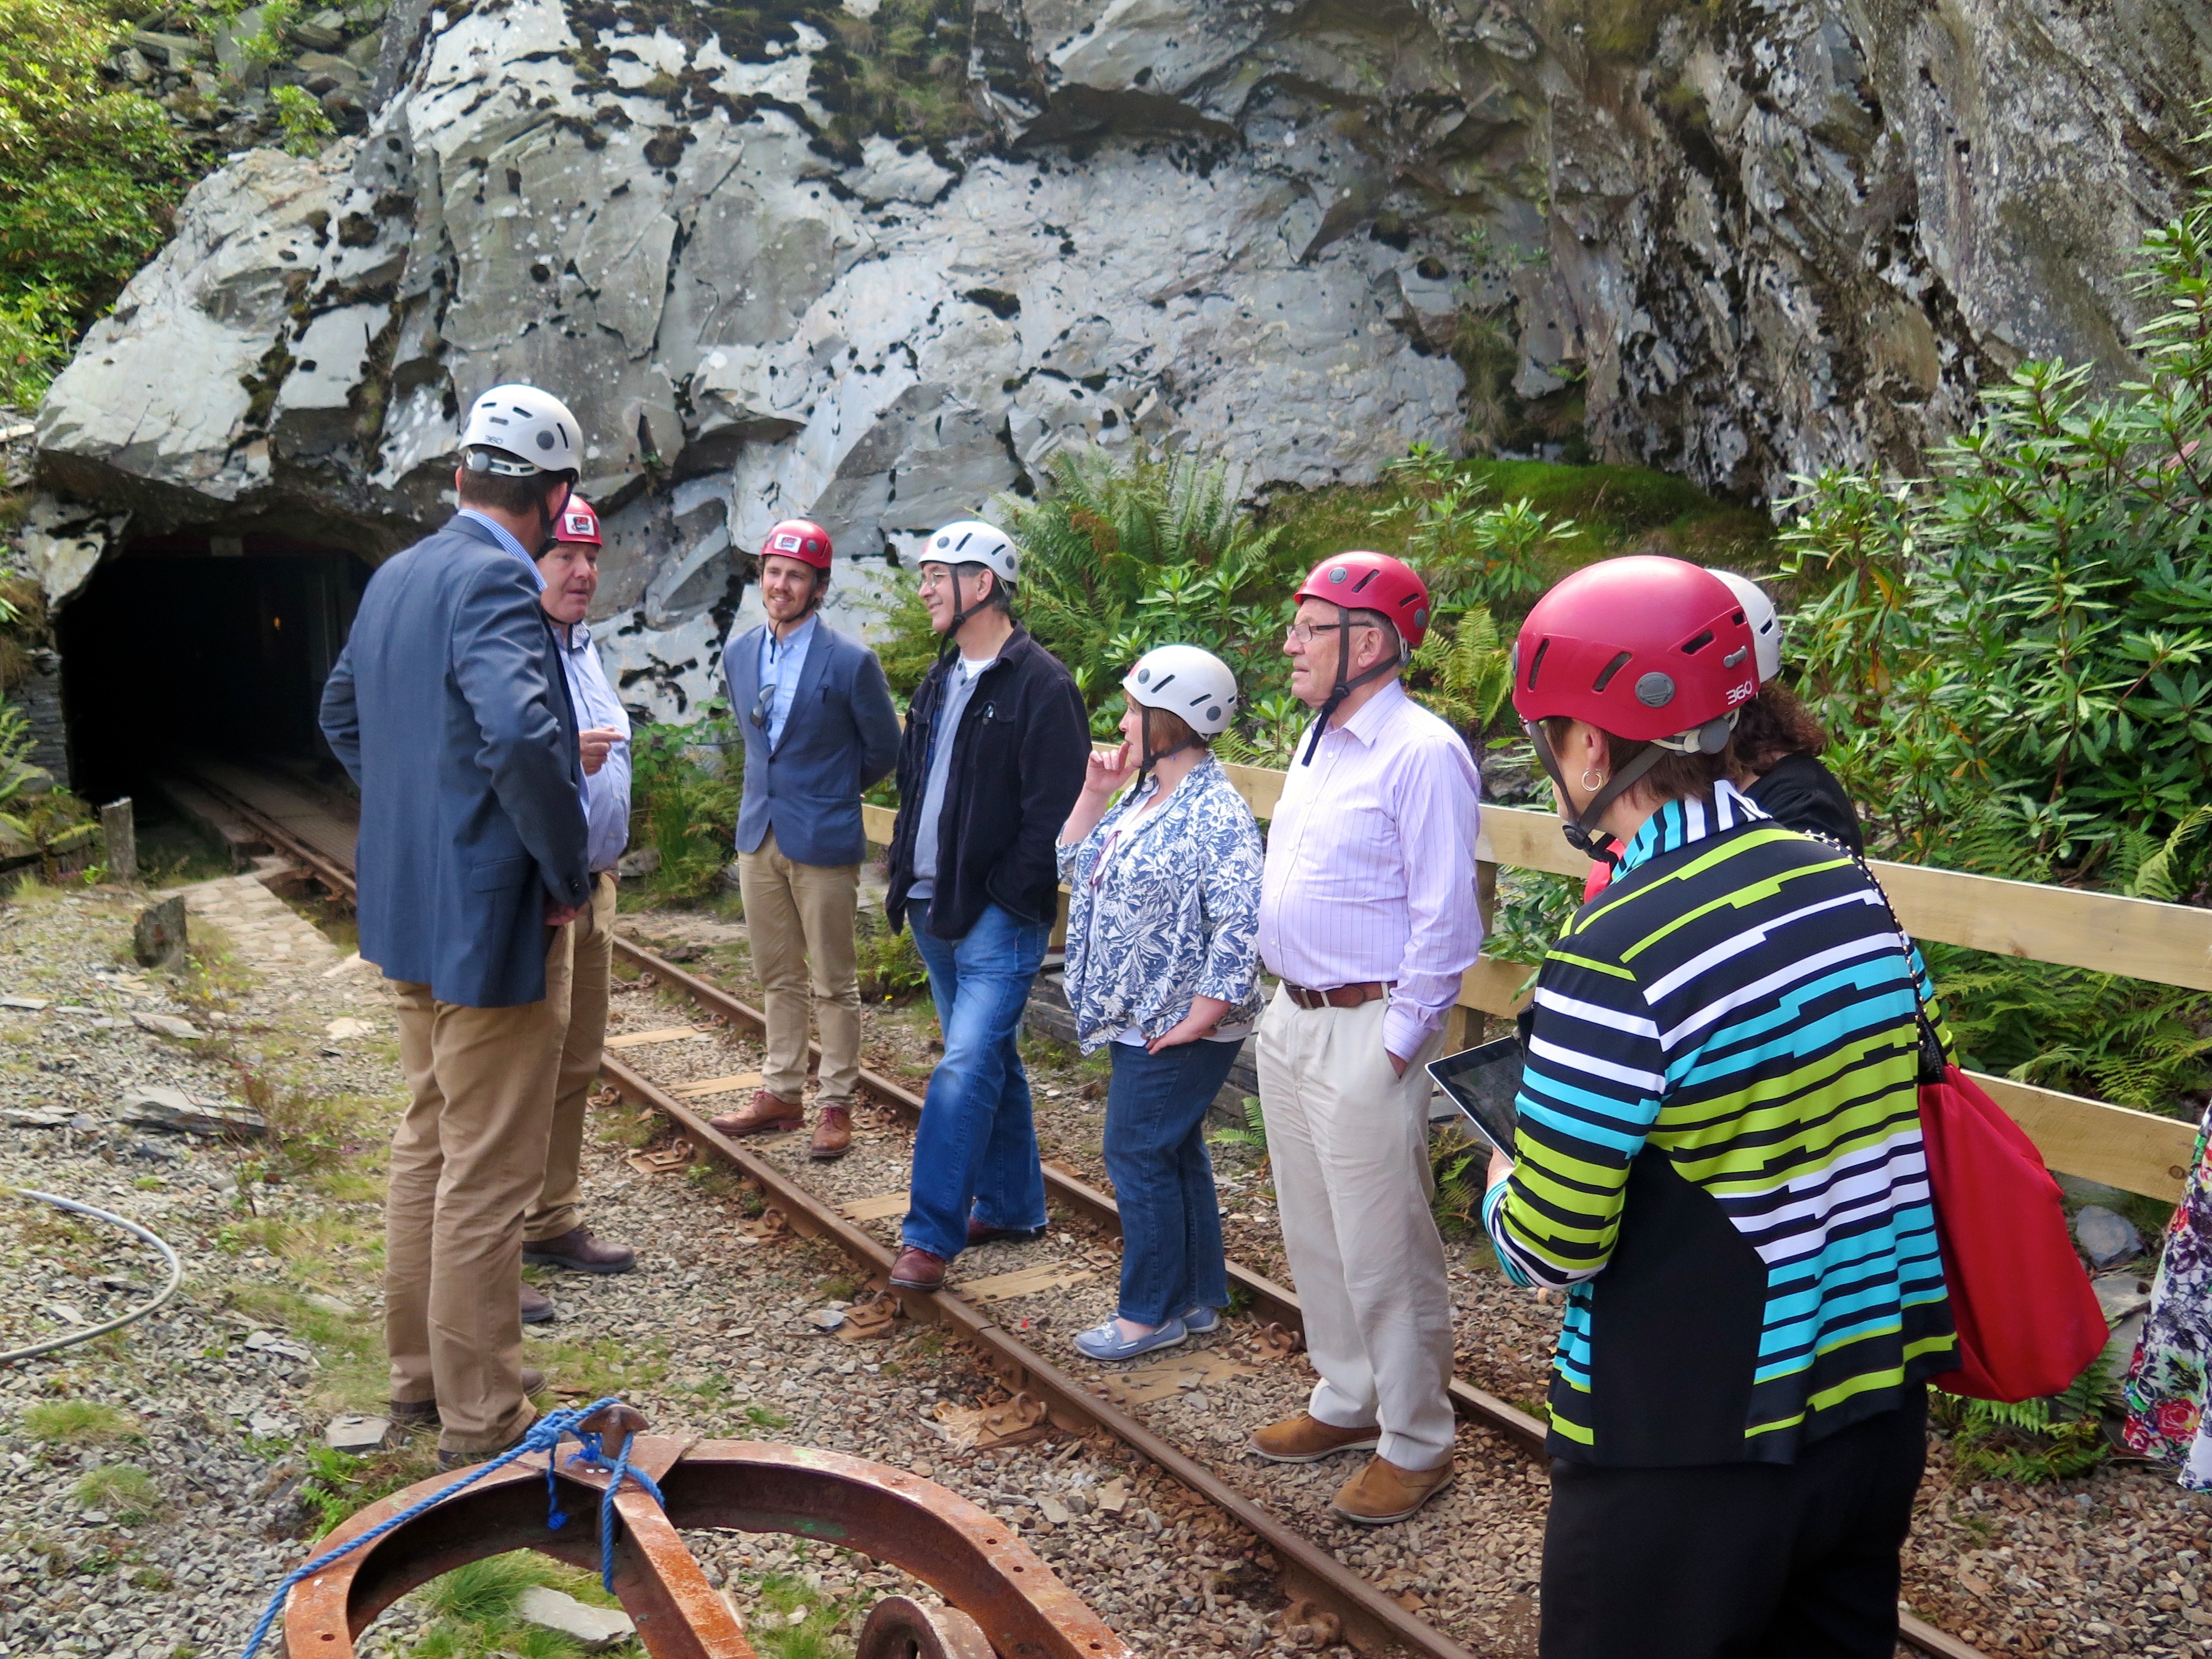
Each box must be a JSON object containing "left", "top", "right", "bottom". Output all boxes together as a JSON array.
[{"left": 1255, "top": 679, "right": 1485, "bottom": 1060}]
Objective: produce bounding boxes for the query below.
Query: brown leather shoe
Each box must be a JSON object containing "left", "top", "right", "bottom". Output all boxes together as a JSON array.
[
  {"left": 394, "top": 1368, "right": 543, "bottom": 1428},
  {"left": 709, "top": 1089, "right": 804, "bottom": 1137},
  {"left": 808, "top": 1103, "right": 853, "bottom": 1161},
  {"left": 520, "top": 1281, "right": 555, "bottom": 1324},
  {"left": 888, "top": 1246, "right": 947, "bottom": 1291},
  {"left": 525, "top": 1226, "right": 637, "bottom": 1275},
  {"left": 1249, "top": 1412, "right": 1382, "bottom": 1463},
  {"left": 1330, "top": 1453, "right": 1455, "bottom": 1525}
]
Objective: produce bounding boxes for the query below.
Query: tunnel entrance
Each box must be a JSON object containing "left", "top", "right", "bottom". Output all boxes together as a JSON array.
[{"left": 55, "top": 532, "right": 373, "bottom": 808}]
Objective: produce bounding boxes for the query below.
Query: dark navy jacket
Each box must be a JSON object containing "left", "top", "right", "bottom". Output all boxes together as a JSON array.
[
  {"left": 723, "top": 618, "right": 901, "bottom": 868},
  {"left": 319, "top": 514, "right": 590, "bottom": 1008},
  {"left": 884, "top": 625, "right": 1089, "bottom": 942}
]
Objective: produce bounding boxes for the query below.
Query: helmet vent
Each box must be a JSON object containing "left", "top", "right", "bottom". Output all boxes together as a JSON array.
[
  {"left": 1526, "top": 638, "right": 1549, "bottom": 686},
  {"left": 1681, "top": 628, "right": 1715, "bottom": 655},
  {"left": 1590, "top": 650, "right": 1634, "bottom": 693},
  {"left": 1349, "top": 569, "right": 1377, "bottom": 593}
]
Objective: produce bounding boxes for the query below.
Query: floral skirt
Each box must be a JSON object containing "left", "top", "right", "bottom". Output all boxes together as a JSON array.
[{"left": 2124, "top": 1101, "right": 2212, "bottom": 1489}]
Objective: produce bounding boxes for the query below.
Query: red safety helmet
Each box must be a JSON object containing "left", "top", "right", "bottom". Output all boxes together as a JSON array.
[
  {"left": 761, "top": 518, "right": 833, "bottom": 571},
  {"left": 554, "top": 496, "right": 601, "bottom": 546},
  {"left": 1292, "top": 550, "right": 1431, "bottom": 649},
  {"left": 1512, "top": 555, "right": 1760, "bottom": 851}
]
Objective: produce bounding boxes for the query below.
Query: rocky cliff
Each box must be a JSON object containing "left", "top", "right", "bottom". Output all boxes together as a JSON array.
[{"left": 26, "top": 0, "right": 2210, "bottom": 716}]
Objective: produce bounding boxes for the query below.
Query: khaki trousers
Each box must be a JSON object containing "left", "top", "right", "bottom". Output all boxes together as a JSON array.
[
  {"left": 1256, "top": 986, "right": 1456, "bottom": 1470},
  {"left": 528, "top": 870, "right": 615, "bottom": 1242},
  {"left": 387, "top": 924, "right": 570, "bottom": 1454},
  {"left": 737, "top": 828, "right": 862, "bottom": 1104}
]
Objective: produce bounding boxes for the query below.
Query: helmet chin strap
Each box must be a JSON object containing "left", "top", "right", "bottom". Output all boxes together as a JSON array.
[
  {"left": 1134, "top": 706, "right": 1196, "bottom": 785},
  {"left": 1301, "top": 607, "right": 1400, "bottom": 765},
  {"left": 937, "top": 567, "right": 987, "bottom": 661},
  {"left": 533, "top": 478, "right": 574, "bottom": 559},
  {"left": 1526, "top": 713, "right": 1740, "bottom": 854}
]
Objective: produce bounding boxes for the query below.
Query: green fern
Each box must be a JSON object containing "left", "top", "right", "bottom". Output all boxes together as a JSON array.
[
  {"left": 1938, "top": 1352, "right": 2116, "bottom": 1483},
  {"left": 1209, "top": 1094, "right": 1269, "bottom": 1154}
]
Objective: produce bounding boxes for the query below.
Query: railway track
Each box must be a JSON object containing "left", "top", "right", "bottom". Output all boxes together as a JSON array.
[{"left": 195, "top": 758, "right": 1987, "bottom": 1659}]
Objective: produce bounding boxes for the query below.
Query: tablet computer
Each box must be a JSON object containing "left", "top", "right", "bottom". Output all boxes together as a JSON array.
[{"left": 1427, "top": 1035, "right": 1524, "bottom": 1154}]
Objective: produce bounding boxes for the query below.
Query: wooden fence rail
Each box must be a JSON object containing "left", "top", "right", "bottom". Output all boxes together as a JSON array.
[{"left": 861, "top": 765, "right": 2205, "bottom": 1202}]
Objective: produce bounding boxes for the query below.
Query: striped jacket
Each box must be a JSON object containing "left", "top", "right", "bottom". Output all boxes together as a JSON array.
[{"left": 1482, "top": 781, "right": 1955, "bottom": 1465}]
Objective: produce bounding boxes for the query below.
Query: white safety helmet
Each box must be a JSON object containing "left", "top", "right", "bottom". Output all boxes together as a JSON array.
[
  {"left": 1123, "top": 644, "right": 1239, "bottom": 737},
  {"left": 1714, "top": 570, "right": 1782, "bottom": 685},
  {"left": 459, "top": 383, "right": 583, "bottom": 477},
  {"left": 923, "top": 519, "right": 1020, "bottom": 586}
]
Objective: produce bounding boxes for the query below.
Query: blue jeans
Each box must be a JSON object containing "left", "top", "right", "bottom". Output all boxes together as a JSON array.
[
  {"left": 904, "top": 903, "right": 1051, "bottom": 1260},
  {"left": 1104, "top": 1037, "right": 1239, "bottom": 1326}
]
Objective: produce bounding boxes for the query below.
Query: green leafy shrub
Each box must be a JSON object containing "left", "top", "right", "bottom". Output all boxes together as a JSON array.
[
  {"left": 0, "top": 0, "right": 201, "bottom": 403},
  {"left": 628, "top": 701, "right": 744, "bottom": 902},
  {"left": 270, "top": 84, "right": 333, "bottom": 156}
]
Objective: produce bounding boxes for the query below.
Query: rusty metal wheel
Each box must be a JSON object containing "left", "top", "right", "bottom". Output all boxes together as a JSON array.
[{"left": 855, "top": 1595, "right": 997, "bottom": 1659}]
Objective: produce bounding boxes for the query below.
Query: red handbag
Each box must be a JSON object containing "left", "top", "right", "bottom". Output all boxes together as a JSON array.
[
  {"left": 1917, "top": 1063, "right": 2109, "bottom": 1401},
  {"left": 1804, "top": 829, "right": 2108, "bottom": 1403}
]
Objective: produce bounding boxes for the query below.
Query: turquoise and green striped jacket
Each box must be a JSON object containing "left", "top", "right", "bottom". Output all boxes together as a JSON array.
[{"left": 1482, "top": 781, "right": 1955, "bottom": 1465}]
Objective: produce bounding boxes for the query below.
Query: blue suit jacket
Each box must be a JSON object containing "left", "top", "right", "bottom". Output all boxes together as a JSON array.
[
  {"left": 724, "top": 618, "right": 901, "bottom": 868},
  {"left": 319, "top": 515, "right": 591, "bottom": 1008}
]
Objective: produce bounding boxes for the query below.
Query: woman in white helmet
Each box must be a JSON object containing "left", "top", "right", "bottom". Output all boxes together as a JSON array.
[
  {"left": 1057, "top": 644, "right": 1265, "bottom": 1361},
  {"left": 1713, "top": 570, "right": 1863, "bottom": 852}
]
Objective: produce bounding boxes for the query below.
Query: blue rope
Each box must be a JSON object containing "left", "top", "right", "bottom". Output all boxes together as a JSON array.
[
  {"left": 567, "top": 1425, "right": 667, "bottom": 1592},
  {"left": 238, "top": 1396, "right": 659, "bottom": 1659}
]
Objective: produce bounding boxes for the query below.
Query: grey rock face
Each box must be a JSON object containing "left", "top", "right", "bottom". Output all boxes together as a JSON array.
[{"left": 28, "top": 0, "right": 2210, "bottom": 714}]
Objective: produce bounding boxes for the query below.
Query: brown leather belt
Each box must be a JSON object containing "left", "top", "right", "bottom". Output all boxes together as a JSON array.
[{"left": 1281, "top": 980, "right": 1391, "bottom": 1011}]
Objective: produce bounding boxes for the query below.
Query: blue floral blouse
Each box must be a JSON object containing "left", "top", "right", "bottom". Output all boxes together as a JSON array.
[{"left": 1056, "top": 753, "right": 1265, "bottom": 1053}]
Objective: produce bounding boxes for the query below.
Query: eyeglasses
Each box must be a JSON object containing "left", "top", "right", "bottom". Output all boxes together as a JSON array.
[
  {"left": 1283, "top": 619, "right": 1381, "bottom": 645},
  {"left": 749, "top": 681, "right": 776, "bottom": 730},
  {"left": 916, "top": 568, "right": 954, "bottom": 592}
]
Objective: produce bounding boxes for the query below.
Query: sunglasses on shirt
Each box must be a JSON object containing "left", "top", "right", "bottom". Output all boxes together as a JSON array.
[{"left": 749, "top": 681, "right": 776, "bottom": 730}]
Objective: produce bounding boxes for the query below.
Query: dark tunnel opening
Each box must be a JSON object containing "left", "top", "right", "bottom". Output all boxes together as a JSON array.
[{"left": 55, "top": 531, "right": 373, "bottom": 808}]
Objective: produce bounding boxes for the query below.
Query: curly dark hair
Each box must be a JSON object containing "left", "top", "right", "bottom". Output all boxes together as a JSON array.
[{"left": 1729, "top": 682, "right": 1831, "bottom": 776}]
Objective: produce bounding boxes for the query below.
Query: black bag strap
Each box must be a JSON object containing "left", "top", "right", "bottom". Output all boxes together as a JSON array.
[{"left": 1802, "top": 829, "right": 1950, "bottom": 1085}]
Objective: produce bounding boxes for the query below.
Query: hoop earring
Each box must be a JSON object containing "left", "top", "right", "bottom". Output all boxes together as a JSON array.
[{"left": 1580, "top": 769, "right": 1607, "bottom": 791}]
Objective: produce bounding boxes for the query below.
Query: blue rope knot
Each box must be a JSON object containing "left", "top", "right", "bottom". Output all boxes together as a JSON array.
[
  {"left": 567, "top": 1426, "right": 669, "bottom": 1592},
  {"left": 238, "top": 1395, "right": 656, "bottom": 1659}
]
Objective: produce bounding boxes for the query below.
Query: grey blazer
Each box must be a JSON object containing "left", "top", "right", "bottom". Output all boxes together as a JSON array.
[{"left": 724, "top": 618, "right": 901, "bottom": 867}]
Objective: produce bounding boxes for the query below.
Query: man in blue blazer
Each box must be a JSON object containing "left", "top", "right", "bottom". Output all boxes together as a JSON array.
[
  {"left": 712, "top": 518, "right": 900, "bottom": 1160},
  {"left": 319, "top": 383, "right": 591, "bottom": 1469}
]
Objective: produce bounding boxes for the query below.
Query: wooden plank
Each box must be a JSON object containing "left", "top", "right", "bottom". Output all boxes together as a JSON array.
[
  {"left": 603, "top": 1026, "right": 709, "bottom": 1050},
  {"left": 1873, "top": 859, "right": 2212, "bottom": 994},
  {"left": 667, "top": 1072, "right": 763, "bottom": 1098},
  {"left": 1968, "top": 1072, "right": 2196, "bottom": 1202},
  {"left": 957, "top": 1262, "right": 1097, "bottom": 1303},
  {"left": 838, "top": 1191, "right": 912, "bottom": 1221}
]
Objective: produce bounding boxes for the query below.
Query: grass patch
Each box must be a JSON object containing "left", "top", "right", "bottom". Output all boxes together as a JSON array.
[
  {"left": 70, "top": 1463, "right": 165, "bottom": 1522},
  {"left": 742, "top": 1404, "right": 792, "bottom": 1431},
  {"left": 168, "top": 921, "right": 252, "bottom": 1013},
  {"left": 399, "top": 1549, "right": 638, "bottom": 1658},
  {"left": 22, "top": 1399, "right": 139, "bottom": 1445},
  {"left": 298, "top": 1442, "right": 439, "bottom": 1538},
  {"left": 731, "top": 1566, "right": 867, "bottom": 1658},
  {"left": 531, "top": 1334, "right": 670, "bottom": 1401}
]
